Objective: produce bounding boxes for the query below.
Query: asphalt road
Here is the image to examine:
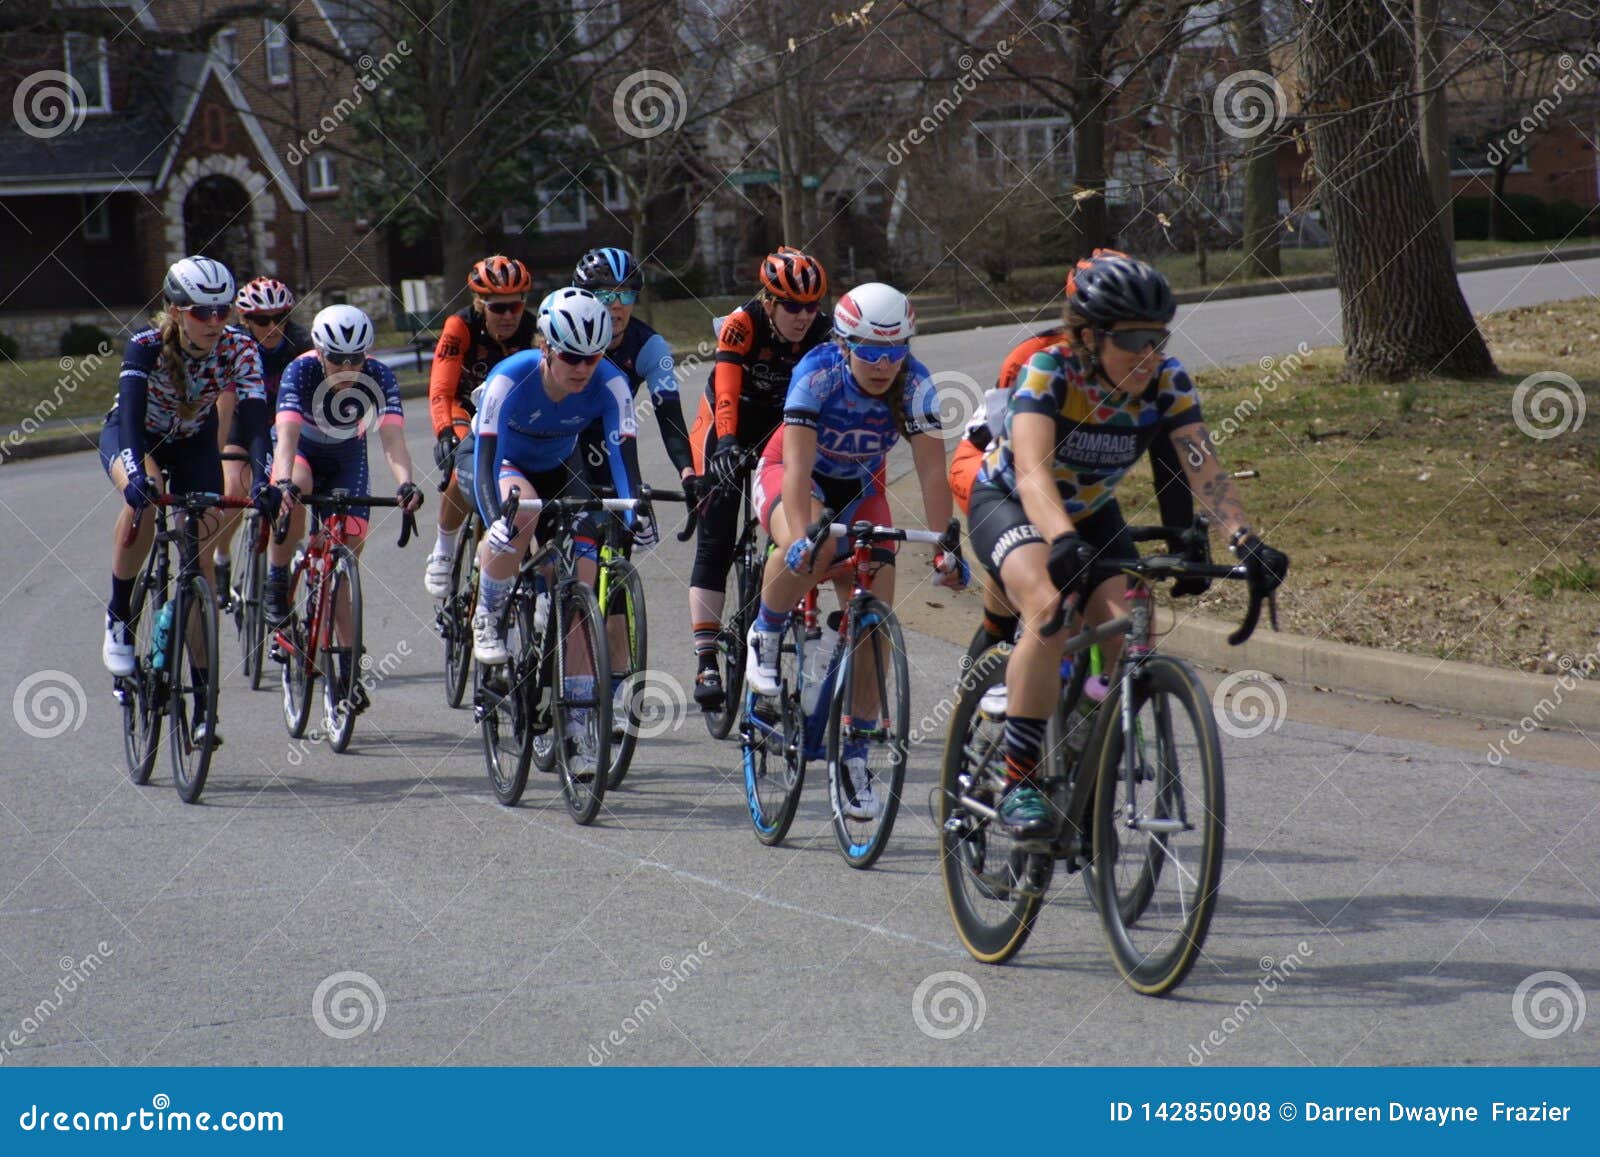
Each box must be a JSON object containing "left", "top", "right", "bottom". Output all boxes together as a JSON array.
[{"left": 2, "top": 262, "right": 1597, "bottom": 1067}]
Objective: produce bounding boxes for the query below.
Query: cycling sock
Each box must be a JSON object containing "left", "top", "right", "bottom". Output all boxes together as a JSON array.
[
  {"left": 433, "top": 527, "right": 458, "bottom": 559},
  {"left": 213, "top": 550, "right": 230, "bottom": 566},
  {"left": 108, "top": 575, "right": 134, "bottom": 624},
  {"left": 693, "top": 621, "right": 719, "bottom": 659},
  {"left": 267, "top": 563, "right": 288, "bottom": 585},
  {"left": 975, "top": 610, "right": 1020, "bottom": 650},
  {"left": 190, "top": 664, "right": 209, "bottom": 717},
  {"left": 478, "top": 574, "right": 513, "bottom": 615},
  {"left": 754, "top": 601, "right": 790, "bottom": 635},
  {"left": 1003, "top": 715, "right": 1047, "bottom": 784}
]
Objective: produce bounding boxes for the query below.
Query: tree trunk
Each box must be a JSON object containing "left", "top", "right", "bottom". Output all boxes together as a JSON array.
[
  {"left": 1413, "top": 0, "right": 1453, "bottom": 257},
  {"left": 1489, "top": 164, "right": 1510, "bottom": 241},
  {"left": 1234, "top": 0, "right": 1281, "bottom": 277},
  {"left": 1301, "top": 0, "right": 1494, "bottom": 381},
  {"left": 1071, "top": 81, "right": 1109, "bottom": 256},
  {"left": 439, "top": 153, "right": 481, "bottom": 295}
]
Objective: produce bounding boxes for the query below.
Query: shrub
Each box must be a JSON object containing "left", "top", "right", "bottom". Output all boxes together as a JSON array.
[
  {"left": 0, "top": 331, "right": 19, "bottom": 360},
  {"left": 60, "top": 323, "right": 113, "bottom": 357}
]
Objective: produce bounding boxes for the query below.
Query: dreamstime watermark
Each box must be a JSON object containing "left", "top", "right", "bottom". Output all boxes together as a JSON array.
[
  {"left": 281, "top": 639, "right": 413, "bottom": 766},
  {"left": 912, "top": 370, "right": 983, "bottom": 441},
  {"left": 284, "top": 42, "right": 412, "bottom": 166},
  {"left": 587, "top": 941, "right": 714, "bottom": 1064},
  {"left": 613, "top": 70, "right": 687, "bottom": 140},
  {"left": 1511, "top": 371, "right": 1585, "bottom": 440},
  {"left": 886, "top": 39, "right": 1013, "bottom": 166},
  {"left": 1211, "top": 343, "right": 1311, "bottom": 448},
  {"left": 1186, "top": 941, "right": 1313, "bottom": 1064},
  {"left": 312, "top": 970, "right": 385, "bottom": 1039},
  {"left": 1511, "top": 970, "right": 1586, "bottom": 1039},
  {"left": 912, "top": 970, "right": 986, "bottom": 1040},
  {"left": 1212, "top": 70, "right": 1286, "bottom": 140},
  {"left": 618, "top": 669, "right": 690, "bottom": 739},
  {"left": 1212, "top": 670, "right": 1287, "bottom": 740},
  {"left": 0, "top": 344, "right": 115, "bottom": 464},
  {"left": 1486, "top": 645, "right": 1600, "bottom": 765},
  {"left": 1486, "top": 46, "right": 1600, "bottom": 168},
  {"left": 306, "top": 373, "right": 388, "bottom": 442},
  {"left": 908, "top": 651, "right": 1002, "bottom": 745},
  {"left": 13, "top": 669, "right": 88, "bottom": 740},
  {"left": 12, "top": 70, "right": 87, "bottom": 139},
  {"left": 0, "top": 943, "right": 115, "bottom": 1064}
]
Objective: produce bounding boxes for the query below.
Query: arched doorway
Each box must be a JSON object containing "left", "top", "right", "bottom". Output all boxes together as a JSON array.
[{"left": 183, "top": 175, "right": 253, "bottom": 276}]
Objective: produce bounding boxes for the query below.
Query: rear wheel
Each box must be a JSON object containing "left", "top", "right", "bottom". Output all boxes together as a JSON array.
[
  {"left": 601, "top": 557, "right": 647, "bottom": 789},
  {"left": 552, "top": 581, "right": 610, "bottom": 825},
  {"left": 705, "top": 539, "right": 757, "bottom": 740},
  {"left": 169, "top": 575, "right": 221, "bottom": 804},
  {"left": 321, "top": 546, "right": 363, "bottom": 754},
  {"left": 442, "top": 515, "right": 477, "bottom": 709},
  {"left": 121, "top": 560, "right": 163, "bottom": 785},
  {"left": 479, "top": 594, "right": 536, "bottom": 806},
  {"left": 741, "top": 617, "right": 805, "bottom": 846},
  {"left": 825, "top": 600, "right": 911, "bottom": 869},
  {"left": 241, "top": 530, "right": 267, "bottom": 691}
]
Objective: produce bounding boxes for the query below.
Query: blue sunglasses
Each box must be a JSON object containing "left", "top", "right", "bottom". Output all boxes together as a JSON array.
[
  {"left": 595, "top": 289, "right": 639, "bottom": 306},
  {"left": 847, "top": 340, "right": 909, "bottom": 365}
]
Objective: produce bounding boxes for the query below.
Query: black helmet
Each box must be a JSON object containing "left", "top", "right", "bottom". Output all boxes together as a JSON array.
[
  {"left": 573, "top": 247, "right": 642, "bottom": 291},
  {"left": 1069, "top": 255, "right": 1176, "bottom": 326}
]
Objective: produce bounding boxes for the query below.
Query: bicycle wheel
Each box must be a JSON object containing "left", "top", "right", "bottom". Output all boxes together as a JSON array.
[
  {"left": 938, "top": 644, "right": 1048, "bottom": 963},
  {"left": 552, "top": 580, "right": 610, "bottom": 824},
  {"left": 705, "top": 540, "right": 758, "bottom": 740},
  {"left": 280, "top": 564, "right": 315, "bottom": 739},
  {"left": 321, "top": 546, "right": 363, "bottom": 754},
  {"left": 825, "top": 599, "right": 911, "bottom": 869},
  {"left": 168, "top": 575, "right": 221, "bottom": 804},
  {"left": 241, "top": 529, "right": 268, "bottom": 691},
  {"left": 442, "top": 516, "right": 477, "bottom": 709},
  {"left": 120, "top": 557, "right": 163, "bottom": 785},
  {"left": 741, "top": 616, "right": 804, "bottom": 846},
  {"left": 1092, "top": 654, "right": 1225, "bottom": 996},
  {"left": 479, "top": 594, "right": 536, "bottom": 806},
  {"left": 602, "top": 557, "right": 647, "bottom": 789}
]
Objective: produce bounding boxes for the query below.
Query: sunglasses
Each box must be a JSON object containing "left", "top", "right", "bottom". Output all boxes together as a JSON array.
[
  {"left": 594, "top": 289, "right": 639, "bottom": 306},
  {"left": 485, "top": 301, "right": 525, "bottom": 316},
  {"left": 1101, "top": 327, "right": 1170, "bottom": 354},
  {"left": 323, "top": 351, "right": 366, "bottom": 366},
  {"left": 776, "top": 300, "right": 820, "bottom": 315},
  {"left": 554, "top": 350, "right": 602, "bottom": 367},
  {"left": 847, "top": 341, "right": 909, "bottom": 365},
  {"left": 244, "top": 311, "right": 290, "bottom": 326},
  {"left": 185, "top": 305, "right": 231, "bottom": 322}
]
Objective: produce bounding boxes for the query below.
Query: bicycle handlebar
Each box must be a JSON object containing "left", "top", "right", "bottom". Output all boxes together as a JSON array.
[
  {"left": 122, "top": 491, "right": 253, "bottom": 547},
  {"left": 271, "top": 492, "right": 419, "bottom": 549}
]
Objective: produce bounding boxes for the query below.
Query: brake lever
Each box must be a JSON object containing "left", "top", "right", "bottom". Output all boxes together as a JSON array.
[
  {"left": 398, "top": 511, "right": 417, "bottom": 549},
  {"left": 1228, "top": 587, "right": 1264, "bottom": 646}
]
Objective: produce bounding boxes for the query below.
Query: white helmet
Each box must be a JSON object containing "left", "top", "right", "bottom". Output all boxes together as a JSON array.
[
  {"left": 833, "top": 282, "right": 915, "bottom": 343},
  {"left": 311, "top": 304, "right": 375, "bottom": 355},
  {"left": 236, "top": 277, "right": 295, "bottom": 314},
  {"left": 163, "top": 255, "right": 235, "bottom": 307},
  {"left": 541, "top": 287, "right": 612, "bottom": 356}
]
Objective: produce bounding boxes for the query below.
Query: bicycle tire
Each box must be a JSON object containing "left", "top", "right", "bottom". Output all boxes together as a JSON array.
[
  {"left": 553, "top": 580, "right": 610, "bottom": 825},
  {"left": 1092, "top": 654, "right": 1225, "bottom": 996},
  {"left": 280, "top": 563, "right": 315, "bottom": 739},
  {"left": 121, "top": 556, "right": 163, "bottom": 785},
  {"left": 825, "top": 599, "right": 911, "bottom": 869},
  {"left": 169, "top": 575, "right": 221, "bottom": 804},
  {"left": 242, "top": 526, "right": 267, "bottom": 691},
  {"left": 480, "top": 594, "right": 536, "bottom": 806},
  {"left": 443, "top": 514, "right": 477, "bottom": 709},
  {"left": 741, "top": 617, "right": 805, "bottom": 846},
  {"left": 602, "top": 557, "right": 647, "bottom": 789},
  {"left": 322, "top": 546, "right": 363, "bottom": 754},
  {"left": 705, "top": 537, "right": 758, "bottom": 740},
  {"left": 938, "top": 644, "right": 1047, "bottom": 963}
]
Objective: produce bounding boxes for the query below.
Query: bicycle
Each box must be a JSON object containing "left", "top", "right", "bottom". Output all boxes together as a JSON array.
[
  {"left": 218, "top": 450, "right": 270, "bottom": 691},
  {"left": 697, "top": 450, "right": 761, "bottom": 741},
  {"left": 474, "top": 489, "right": 649, "bottom": 823},
  {"left": 117, "top": 483, "right": 254, "bottom": 803},
  {"left": 271, "top": 491, "right": 418, "bottom": 754},
  {"left": 433, "top": 467, "right": 483, "bottom": 709},
  {"left": 742, "top": 512, "right": 963, "bottom": 869},
  {"left": 937, "top": 516, "right": 1277, "bottom": 995}
]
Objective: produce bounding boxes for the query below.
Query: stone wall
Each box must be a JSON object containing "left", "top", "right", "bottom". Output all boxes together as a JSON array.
[{"left": 0, "top": 308, "right": 156, "bottom": 360}]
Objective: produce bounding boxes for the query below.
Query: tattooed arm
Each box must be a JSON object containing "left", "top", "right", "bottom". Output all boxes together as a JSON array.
[{"left": 1171, "top": 423, "right": 1252, "bottom": 542}]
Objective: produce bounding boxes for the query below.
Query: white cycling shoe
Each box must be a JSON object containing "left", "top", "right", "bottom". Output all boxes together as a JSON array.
[
  {"left": 423, "top": 553, "right": 452, "bottom": 599},
  {"left": 472, "top": 612, "right": 509, "bottom": 666},
  {"left": 103, "top": 617, "right": 135, "bottom": 678},
  {"left": 744, "top": 625, "right": 782, "bottom": 697},
  {"left": 841, "top": 756, "right": 882, "bottom": 820}
]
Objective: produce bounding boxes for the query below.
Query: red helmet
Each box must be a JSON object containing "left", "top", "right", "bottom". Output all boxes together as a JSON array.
[
  {"left": 759, "top": 246, "right": 828, "bottom": 303},
  {"left": 1064, "top": 248, "right": 1130, "bottom": 298},
  {"left": 467, "top": 255, "right": 532, "bottom": 296},
  {"left": 236, "top": 276, "right": 295, "bottom": 313}
]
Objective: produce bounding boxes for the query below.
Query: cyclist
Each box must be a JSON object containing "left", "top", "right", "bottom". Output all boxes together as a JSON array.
[
  {"left": 966, "top": 253, "right": 1288, "bottom": 839},
  {"left": 686, "top": 245, "right": 832, "bottom": 711},
  {"left": 265, "top": 306, "right": 424, "bottom": 705},
  {"left": 421, "top": 256, "right": 539, "bottom": 599},
  {"left": 100, "top": 256, "right": 271, "bottom": 743},
  {"left": 744, "top": 281, "right": 968, "bottom": 820},
  {"left": 571, "top": 247, "right": 695, "bottom": 485},
  {"left": 214, "top": 276, "right": 311, "bottom": 600},
  {"left": 467, "top": 288, "right": 647, "bottom": 692}
]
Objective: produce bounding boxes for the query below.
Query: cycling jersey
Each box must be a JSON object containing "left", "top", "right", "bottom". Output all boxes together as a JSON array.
[
  {"left": 251, "top": 320, "right": 313, "bottom": 404},
  {"left": 428, "top": 307, "right": 539, "bottom": 437},
  {"left": 471, "top": 349, "right": 640, "bottom": 526},
  {"left": 227, "top": 321, "right": 312, "bottom": 465},
  {"left": 708, "top": 302, "right": 833, "bottom": 438},
  {"left": 976, "top": 345, "right": 1203, "bottom": 519},
  {"left": 112, "top": 327, "right": 264, "bottom": 469},
  {"left": 275, "top": 352, "right": 405, "bottom": 446},
  {"left": 767, "top": 342, "right": 943, "bottom": 487},
  {"left": 581, "top": 315, "right": 691, "bottom": 475}
]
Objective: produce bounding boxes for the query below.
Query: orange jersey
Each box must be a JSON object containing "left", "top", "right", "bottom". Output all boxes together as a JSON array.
[{"left": 427, "top": 307, "right": 538, "bottom": 436}]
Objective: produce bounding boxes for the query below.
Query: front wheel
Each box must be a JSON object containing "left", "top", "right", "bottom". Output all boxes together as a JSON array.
[
  {"left": 321, "top": 546, "right": 364, "bottom": 754},
  {"left": 741, "top": 617, "right": 804, "bottom": 846},
  {"left": 169, "top": 575, "right": 221, "bottom": 804},
  {"left": 280, "top": 565, "right": 315, "bottom": 739},
  {"left": 121, "top": 562, "right": 163, "bottom": 785},
  {"left": 601, "top": 557, "right": 647, "bottom": 789},
  {"left": 552, "top": 581, "right": 610, "bottom": 825},
  {"left": 479, "top": 595, "right": 535, "bottom": 806},
  {"left": 1092, "top": 654, "right": 1225, "bottom": 996},
  {"left": 705, "top": 543, "right": 758, "bottom": 740},
  {"left": 825, "top": 599, "right": 911, "bottom": 869},
  {"left": 241, "top": 535, "right": 268, "bottom": 691},
  {"left": 442, "top": 515, "right": 477, "bottom": 709}
]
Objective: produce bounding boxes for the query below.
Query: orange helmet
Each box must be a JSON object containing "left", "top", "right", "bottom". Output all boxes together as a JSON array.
[
  {"left": 759, "top": 246, "right": 828, "bottom": 304},
  {"left": 1064, "top": 248, "right": 1129, "bottom": 298},
  {"left": 467, "top": 255, "right": 532, "bottom": 296}
]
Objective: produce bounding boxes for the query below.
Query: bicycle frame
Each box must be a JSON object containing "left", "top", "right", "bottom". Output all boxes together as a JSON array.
[{"left": 281, "top": 511, "right": 359, "bottom": 678}]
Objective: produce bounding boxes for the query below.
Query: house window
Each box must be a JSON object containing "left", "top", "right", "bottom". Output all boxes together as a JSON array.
[
  {"left": 1450, "top": 135, "right": 1531, "bottom": 176},
  {"left": 500, "top": 205, "right": 533, "bottom": 235},
  {"left": 213, "top": 28, "right": 238, "bottom": 66},
  {"left": 972, "top": 116, "right": 1073, "bottom": 186},
  {"left": 538, "top": 185, "right": 587, "bottom": 232},
  {"left": 574, "top": 1, "right": 623, "bottom": 56},
  {"left": 81, "top": 197, "right": 112, "bottom": 243},
  {"left": 264, "top": 20, "right": 291, "bottom": 85},
  {"left": 308, "top": 154, "right": 338, "bottom": 193},
  {"left": 63, "top": 33, "right": 110, "bottom": 113},
  {"left": 599, "top": 169, "right": 629, "bottom": 211}
]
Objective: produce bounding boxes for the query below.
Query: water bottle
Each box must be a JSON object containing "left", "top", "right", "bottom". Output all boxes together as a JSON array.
[
  {"left": 800, "top": 623, "right": 839, "bottom": 715},
  {"left": 151, "top": 603, "right": 174, "bottom": 671},
  {"left": 1064, "top": 673, "right": 1111, "bottom": 761},
  {"left": 533, "top": 574, "right": 549, "bottom": 635}
]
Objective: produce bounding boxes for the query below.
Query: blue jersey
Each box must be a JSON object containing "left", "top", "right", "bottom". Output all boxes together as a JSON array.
[
  {"left": 775, "top": 343, "right": 943, "bottom": 484},
  {"left": 473, "top": 349, "right": 638, "bottom": 521},
  {"left": 276, "top": 351, "right": 405, "bottom": 446},
  {"left": 582, "top": 316, "right": 692, "bottom": 475}
]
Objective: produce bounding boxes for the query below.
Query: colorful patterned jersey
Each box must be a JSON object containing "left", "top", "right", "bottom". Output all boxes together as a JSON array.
[
  {"left": 276, "top": 351, "right": 405, "bottom": 446},
  {"left": 114, "top": 326, "right": 264, "bottom": 445}
]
